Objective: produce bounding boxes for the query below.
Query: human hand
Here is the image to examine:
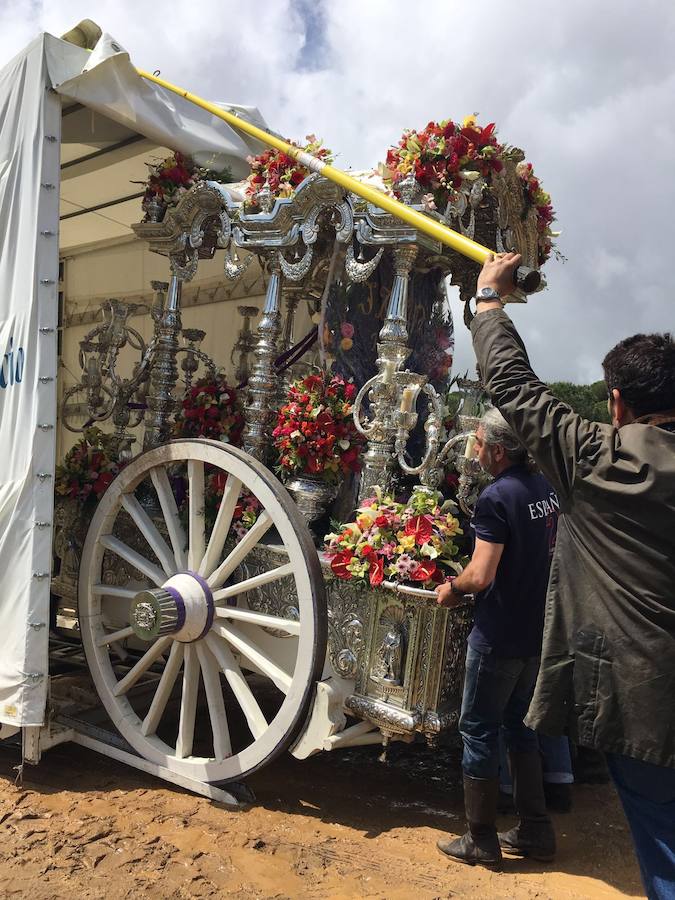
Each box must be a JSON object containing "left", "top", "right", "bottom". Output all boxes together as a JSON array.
[
  {"left": 435, "top": 579, "right": 461, "bottom": 608},
  {"left": 477, "top": 251, "right": 522, "bottom": 300}
]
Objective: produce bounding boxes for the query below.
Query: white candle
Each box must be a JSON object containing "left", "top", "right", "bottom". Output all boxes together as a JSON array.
[
  {"left": 400, "top": 387, "right": 416, "bottom": 413},
  {"left": 464, "top": 433, "right": 476, "bottom": 459},
  {"left": 381, "top": 360, "right": 396, "bottom": 384}
]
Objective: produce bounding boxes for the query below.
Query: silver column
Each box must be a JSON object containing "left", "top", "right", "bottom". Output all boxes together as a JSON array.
[{"left": 242, "top": 254, "right": 283, "bottom": 462}]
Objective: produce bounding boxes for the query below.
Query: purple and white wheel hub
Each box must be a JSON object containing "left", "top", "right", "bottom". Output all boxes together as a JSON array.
[{"left": 130, "top": 571, "right": 214, "bottom": 642}]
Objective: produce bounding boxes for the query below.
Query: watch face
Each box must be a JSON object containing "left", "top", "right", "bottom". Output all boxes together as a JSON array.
[{"left": 479, "top": 287, "right": 499, "bottom": 299}]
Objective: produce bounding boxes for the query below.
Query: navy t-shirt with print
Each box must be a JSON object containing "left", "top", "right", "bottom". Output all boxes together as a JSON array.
[{"left": 468, "top": 464, "right": 558, "bottom": 658}]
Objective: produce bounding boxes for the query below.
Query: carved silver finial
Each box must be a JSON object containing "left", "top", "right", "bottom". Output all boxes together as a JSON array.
[{"left": 257, "top": 181, "right": 274, "bottom": 214}]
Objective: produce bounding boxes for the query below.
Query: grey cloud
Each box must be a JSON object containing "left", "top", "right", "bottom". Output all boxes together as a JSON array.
[{"left": 2, "top": 0, "right": 673, "bottom": 383}]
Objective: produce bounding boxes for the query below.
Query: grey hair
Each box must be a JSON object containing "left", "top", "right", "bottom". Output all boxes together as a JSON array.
[{"left": 479, "top": 407, "right": 528, "bottom": 464}]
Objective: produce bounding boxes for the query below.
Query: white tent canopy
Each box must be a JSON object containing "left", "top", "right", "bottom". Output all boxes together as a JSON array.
[
  {"left": 52, "top": 32, "right": 266, "bottom": 251},
  {"left": 0, "top": 28, "right": 265, "bottom": 726}
]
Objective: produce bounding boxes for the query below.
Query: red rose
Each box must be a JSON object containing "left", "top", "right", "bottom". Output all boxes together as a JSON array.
[
  {"left": 93, "top": 471, "right": 114, "bottom": 497},
  {"left": 375, "top": 515, "right": 389, "bottom": 528}
]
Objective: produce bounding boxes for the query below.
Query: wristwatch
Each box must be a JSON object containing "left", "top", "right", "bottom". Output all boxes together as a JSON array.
[{"left": 474, "top": 286, "right": 501, "bottom": 303}]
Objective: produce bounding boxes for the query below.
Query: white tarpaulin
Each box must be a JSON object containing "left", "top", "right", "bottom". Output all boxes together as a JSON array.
[
  {"left": 0, "top": 30, "right": 266, "bottom": 726},
  {"left": 0, "top": 36, "right": 59, "bottom": 726},
  {"left": 51, "top": 33, "right": 267, "bottom": 179}
]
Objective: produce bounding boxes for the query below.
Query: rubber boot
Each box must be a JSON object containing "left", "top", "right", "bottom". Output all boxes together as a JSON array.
[
  {"left": 499, "top": 751, "right": 556, "bottom": 861},
  {"left": 544, "top": 781, "right": 572, "bottom": 813},
  {"left": 437, "top": 774, "right": 502, "bottom": 870}
]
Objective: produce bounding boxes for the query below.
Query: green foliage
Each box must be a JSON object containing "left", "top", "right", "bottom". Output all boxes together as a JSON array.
[{"left": 547, "top": 380, "right": 610, "bottom": 423}]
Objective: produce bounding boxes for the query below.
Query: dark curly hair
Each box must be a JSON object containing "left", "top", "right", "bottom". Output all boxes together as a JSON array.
[{"left": 602, "top": 333, "right": 675, "bottom": 417}]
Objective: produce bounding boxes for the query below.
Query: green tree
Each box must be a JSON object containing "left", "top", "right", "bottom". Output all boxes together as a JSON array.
[{"left": 547, "top": 380, "right": 610, "bottom": 423}]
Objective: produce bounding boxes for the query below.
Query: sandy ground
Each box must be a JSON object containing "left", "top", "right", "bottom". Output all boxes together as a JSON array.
[{"left": 0, "top": 733, "right": 645, "bottom": 900}]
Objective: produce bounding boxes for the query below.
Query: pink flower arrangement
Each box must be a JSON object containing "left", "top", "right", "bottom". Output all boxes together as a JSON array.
[
  {"left": 139, "top": 152, "right": 232, "bottom": 218},
  {"left": 380, "top": 115, "right": 557, "bottom": 264},
  {"left": 174, "top": 376, "right": 244, "bottom": 445},
  {"left": 55, "top": 427, "right": 125, "bottom": 505},
  {"left": 244, "top": 135, "right": 333, "bottom": 207},
  {"left": 324, "top": 486, "right": 466, "bottom": 590},
  {"left": 273, "top": 372, "right": 364, "bottom": 482}
]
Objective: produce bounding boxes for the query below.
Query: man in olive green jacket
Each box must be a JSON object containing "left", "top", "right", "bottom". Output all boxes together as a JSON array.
[{"left": 470, "top": 252, "right": 675, "bottom": 899}]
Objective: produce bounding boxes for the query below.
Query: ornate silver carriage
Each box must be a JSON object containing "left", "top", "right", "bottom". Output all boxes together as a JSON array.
[
  {"left": 45, "top": 162, "right": 541, "bottom": 800},
  {"left": 0, "top": 27, "right": 548, "bottom": 806}
]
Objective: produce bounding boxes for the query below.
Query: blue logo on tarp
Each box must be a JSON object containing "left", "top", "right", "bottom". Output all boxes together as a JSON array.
[{"left": 0, "top": 336, "right": 25, "bottom": 389}]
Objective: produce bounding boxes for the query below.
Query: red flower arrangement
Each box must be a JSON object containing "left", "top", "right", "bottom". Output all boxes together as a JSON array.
[
  {"left": 55, "top": 427, "right": 125, "bottom": 505},
  {"left": 324, "top": 486, "right": 466, "bottom": 590},
  {"left": 244, "top": 135, "right": 333, "bottom": 207},
  {"left": 139, "top": 152, "right": 233, "bottom": 218},
  {"left": 174, "top": 376, "right": 244, "bottom": 445},
  {"left": 380, "top": 115, "right": 557, "bottom": 264},
  {"left": 273, "top": 372, "right": 363, "bottom": 481}
]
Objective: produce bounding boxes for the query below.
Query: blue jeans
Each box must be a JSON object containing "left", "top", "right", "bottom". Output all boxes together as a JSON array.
[
  {"left": 499, "top": 732, "right": 573, "bottom": 791},
  {"left": 459, "top": 645, "right": 540, "bottom": 779},
  {"left": 606, "top": 753, "right": 675, "bottom": 900}
]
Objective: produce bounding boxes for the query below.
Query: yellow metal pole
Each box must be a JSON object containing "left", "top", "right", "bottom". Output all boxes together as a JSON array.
[{"left": 136, "top": 68, "right": 491, "bottom": 264}]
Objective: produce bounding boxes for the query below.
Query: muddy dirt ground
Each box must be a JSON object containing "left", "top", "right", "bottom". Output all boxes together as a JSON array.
[{"left": 0, "top": 733, "right": 645, "bottom": 900}]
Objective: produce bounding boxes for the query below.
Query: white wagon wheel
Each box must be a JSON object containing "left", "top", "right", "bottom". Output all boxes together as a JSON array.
[{"left": 78, "top": 439, "right": 326, "bottom": 782}]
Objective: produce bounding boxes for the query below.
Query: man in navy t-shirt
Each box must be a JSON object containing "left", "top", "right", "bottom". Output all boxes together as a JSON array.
[{"left": 434, "top": 407, "right": 558, "bottom": 870}]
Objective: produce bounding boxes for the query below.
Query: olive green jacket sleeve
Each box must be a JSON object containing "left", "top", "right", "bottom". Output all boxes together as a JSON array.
[{"left": 470, "top": 309, "right": 610, "bottom": 508}]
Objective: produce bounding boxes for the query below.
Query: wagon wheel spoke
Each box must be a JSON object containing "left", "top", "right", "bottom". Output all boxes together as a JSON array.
[
  {"left": 150, "top": 466, "right": 187, "bottom": 569},
  {"left": 141, "top": 641, "right": 185, "bottom": 736},
  {"left": 207, "top": 511, "right": 273, "bottom": 590},
  {"left": 213, "top": 605, "right": 300, "bottom": 636},
  {"left": 195, "top": 643, "right": 232, "bottom": 760},
  {"left": 92, "top": 584, "right": 137, "bottom": 599},
  {"left": 112, "top": 636, "right": 172, "bottom": 697},
  {"left": 205, "top": 632, "right": 268, "bottom": 739},
  {"left": 176, "top": 644, "right": 199, "bottom": 758},
  {"left": 97, "top": 625, "right": 135, "bottom": 647},
  {"left": 121, "top": 493, "right": 176, "bottom": 576},
  {"left": 212, "top": 621, "right": 292, "bottom": 694},
  {"left": 187, "top": 459, "right": 205, "bottom": 571},
  {"left": 198, "top": 474, "right": 242, "bottom": 577},
  {"left": 100, "top": 534, "right": 165, "bottom": 586},
  {"left": 212, "top": 562, "right": 294, "bottom": 604}
]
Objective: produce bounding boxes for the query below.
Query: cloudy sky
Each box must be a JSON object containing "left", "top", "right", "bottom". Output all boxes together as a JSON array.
[{"left": 2, "top": 0, "right": 673, "bottom": 382}]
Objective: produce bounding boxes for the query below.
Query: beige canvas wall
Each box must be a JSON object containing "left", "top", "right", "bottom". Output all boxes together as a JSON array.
[{"left": 57, "top": 235, "right": 272, "bottom": 459}]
